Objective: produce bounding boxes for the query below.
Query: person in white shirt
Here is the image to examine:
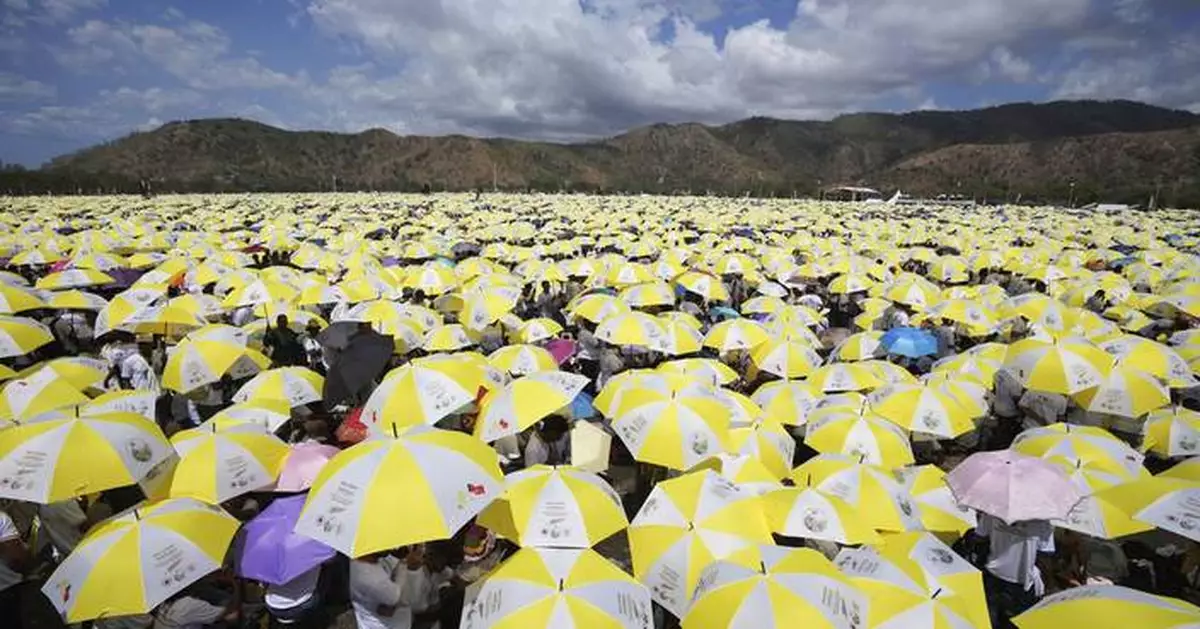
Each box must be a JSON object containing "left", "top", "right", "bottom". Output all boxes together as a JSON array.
[
  {"left": 349, "top": 547, "right": 439, "bottom": 629},
  {"left": 153, "top": 590, "right": 236, "bottom": 629},
  {"left": 0, "top": 508, "right": 32, "bottom": 617},
  {"left": 976, "top": 514, "right": 1054, "bottom": 627},
  {"left": 34, "top": 499, "right": 87, "bottom": 561},
  {"left": 265, "top": 565, "right": 323, "bottom": 628}
]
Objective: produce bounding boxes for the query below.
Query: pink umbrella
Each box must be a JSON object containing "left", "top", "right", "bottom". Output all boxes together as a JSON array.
[
  {"left": 276, "top": 441, "right": 341, "bottom": 492},
  {"left": 546, "top": 339, "right": 578, "bottom": 364},
  {"left": 946, "top": 449, "right": 1083, "bottom": 523}
]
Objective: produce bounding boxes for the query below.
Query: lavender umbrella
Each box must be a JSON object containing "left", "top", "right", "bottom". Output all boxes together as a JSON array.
[
  {"left": 946, "top": 449, "right": 1083, "bottom": 523},
  {"left": 238, "top": 494, "right": 335, "bottom": 585}
]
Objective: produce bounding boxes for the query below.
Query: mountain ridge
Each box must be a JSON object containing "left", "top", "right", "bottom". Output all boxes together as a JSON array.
[{"left": 12, "top": 99, "right": 1200, "bottom": 205}]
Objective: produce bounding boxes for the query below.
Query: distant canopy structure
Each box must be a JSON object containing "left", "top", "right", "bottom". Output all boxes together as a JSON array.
[{"left": 824, "top": 186, "right": 882, "bottom": 202}]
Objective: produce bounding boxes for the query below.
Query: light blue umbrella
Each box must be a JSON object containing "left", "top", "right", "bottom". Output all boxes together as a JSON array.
[{"left": 880, "top": 327, "right": 938, "bottom": 358}]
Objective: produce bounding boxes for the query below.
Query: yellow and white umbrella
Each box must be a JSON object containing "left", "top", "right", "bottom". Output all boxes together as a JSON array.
[
  {"left": 1003, "top": 337, "right": 1113, "bottom": 395},
  {"left": 795, "top": 455, "right": 948, "bottom": 534},
  {"left": 18, "top": 356, "right": 108, "bottom": 391},
  {"left": 596, "top": 311, "right": 672, "bottom": 352},
  {"left": 836, "top": 543, "right": 983, "bottom": 629},
  {"left": 868, "top": 382, "right": 976, "bottom": 439},
  {"left": 763, "top": 486, "right": 882, "bottom": 544},
  {"left": 804, "top": 407, "right": 914, "bottom": 468},
  {"left": 35, "top": 269, "right": 115, "bottom": 290},
  {"left": 1, "top": 366, "right": 89, "bottom": 422},
  {"left": 361, "top": 360, "right": 487, "bottom": 432},
  {"left": 610, "top": 386, "right": 732, "bottom": 470},
  {"left": 1014, "top": 584, "right": 1200, "bottom": 629},
  {"left": 476, "top": 371, "right": 588, "bottom": 442},
  {"left": 478, "top": 465, "right": 627, "bottom": 548},
  {"left": 204, "top": 398, "right": 293, "bottom": 433},
  {"left": 162, "top": 338, "right": 270, "bottom": 393},
  {"left": 628, "top": 470, "right": 772, "bottom": 617},
  {"left": 231, "top": 366, "right": 323, "bottom": 408},
  {"left": 1096, "top": 476, "right": 1200, "bottom": 542},
  {"left": 704, "top": 319, "right": 770, "bottom": 353},
  {"left": 516, "top": 317, "right": 564, "bottom": 343},
  {"left": 658, "top": 358, "right": 738, "bottom": 386},
  {"left": 702, "top": 453, "right": 784, "bottom": 496},
  {"left": 424, "top": 323, "right": 479, "bottom": 352},
  {"left": 620, "top": 280, "right": 677, "bottom": 308},
  {"left": 1099, "top": 335, "right": 1197, "bottom": 388},
  {"left": 1013, "top": 423, "right": 1145, "bottom": 477},
  {"left": 460, "top": 547, "right": 652, "bottom": 629},
  {"left": 488, "top": 344, "right": 559, "bottom": 376},
  {"left": 675, "top": 270, "right": 730, "bottom": 302},
  {"left": 1143, "top": 407, "right": 1200, "bottom": 459},
  {"left": 92, "top": 288, "right": 164, "bottom": 337},
  {"left": 750, "top": 337, "right": 822, "bottom": 379},
  {"left": 805, "top": 362, "right": 884, "bottom": 393},
  {"left": 46, "top": 290, "right": 108, "bottom": 311},
  {"left": 752, "top": 380, "right": 821, "bottom": 427},
  {"left": 296, "top": 426, "right": 503, "bottom": 556},
  {"left": 221, "top": 279, "right": 298, "bottom": 309},
  {"left": 41, "top": 498, "right": 239, "bottom": 622},
  {"left": 567, "top": 294, "right": 630, "bottom": 324},
  {"left": 832, "top": 331, "right": 884, "bottom": 362},
  {"left": 0, "top": 283, "right": 45, "bottom": 314},
  {"left": 728, "top": 418, "right": 795, "bottom": 479},
  {"left": 0, "top": 411, "right": 173, "bottom": 503},
  {"left": 0, "top": 314, "right": 53, "bottom": 357},
  {"left": 169, "top": 426, "right": 288, "bottom": 504},
  {"left": 684, "top": 545, "right": 866, "bottom": 629},
  {"left": 1071, "top": 365, "right": 1169, "bottom": 418},
  {"left": 658, "top": 314, "right": 705, "bottom": 355},
  {"left": 894, "top": 465, "right": 978, "bottom": 533}
]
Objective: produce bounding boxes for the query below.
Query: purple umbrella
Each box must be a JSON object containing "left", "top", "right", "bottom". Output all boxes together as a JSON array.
[
  {"left": 946, "top": 450, "right": 1083, "bottom": 523},
  {"left": 238, "top": 495, "right": 335, "bottom": 585}
]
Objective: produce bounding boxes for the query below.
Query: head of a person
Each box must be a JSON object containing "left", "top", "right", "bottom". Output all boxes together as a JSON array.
[
  {"left": 276, "top": 314, "right": 289, "bottom": 329},
  {"left": 538, "top": 416, "right": 570, "bottom": 440}
]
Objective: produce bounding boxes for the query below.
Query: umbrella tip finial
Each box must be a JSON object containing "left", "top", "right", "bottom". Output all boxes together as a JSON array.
[
  {"left": 932, "top": 588, "right": 942, "bottom": 600},
  {"left": 760, "top": 561, "right": 767, "bottom": 575},
  {"left": 558, "top": 579, "right": 565, "bottom": 592},
  {"left": 133, "top": 509, "right": 140, "bottom": 521},
  {"left": 392, "top": 423, "right": 398, "bottom": 439}
]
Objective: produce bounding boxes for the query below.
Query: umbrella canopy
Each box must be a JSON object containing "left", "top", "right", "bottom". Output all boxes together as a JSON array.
[
  {"left": 0, "top": 411, "right": 173, "bottom": 503},
  {"left": 1014, "top": 584, "right": 1200, "bottom": 629},
  {"left": 323, "top": 326, "right": 395, "bottom": 406},
  {"left": 474, "top": 371, "right": 588, "bottom": 442},
  {"left": 628, "top": 470, "right": 773, "bottom": 617},
  {"left": 238, "top": 494, "right": 336, "bottom": 585},
  {"left": 296, "top": 426, "right": 503, "bottom": 556},
  {"left": 683, "top": 545, "right": 867, "bottom": 629},
  {"left": 42, "top": 498, "right": 239, "bottom": 622},
  {"left": 477, "top": 465, "right": 627, "bottom": 549},
  {"left": 880, "top": 327, "right": 939, "bottom": 358},
  {"left": 460, "top": 547, "right": 652, "bottom": 629},
  {"left": 946, "top": 450, "right": 1083, "bottom": 523}
]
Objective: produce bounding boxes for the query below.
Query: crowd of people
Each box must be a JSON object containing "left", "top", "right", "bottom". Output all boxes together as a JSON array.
[{"left": 0, "top": 195, "right": 1198, "bottom": 629}]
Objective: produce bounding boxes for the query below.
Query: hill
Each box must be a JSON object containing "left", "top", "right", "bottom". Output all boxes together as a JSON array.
[{"left": 12, "top": 99, "right": 1200, "bottom": 205}]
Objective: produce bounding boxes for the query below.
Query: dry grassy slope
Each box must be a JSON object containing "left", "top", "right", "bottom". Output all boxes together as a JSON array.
[
  {"left": 875, "top": 127, "right": 1200, "bottom": 196},
  {"left": 43, "top": 100, "right": 1200, "bottom": 196}
]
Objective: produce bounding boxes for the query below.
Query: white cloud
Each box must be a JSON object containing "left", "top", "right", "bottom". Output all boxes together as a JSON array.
[
  {"left": 298, "top": 0, "right": 1094, "bottom": 138},
  {"left": 990, "top": 46, "right": 1033, "bottom": 82},
  {"left": 0, "top": 72, "right": 56, "bottom": 102},
  {"left": 52, "top": 17, "right": 306, "bottom": 91},
  {"left": 1053, "top": 33, "right": 1200, "bottom": 110},
  {"left": 1, "top": 86, "right": 202, "bottom": 138},
  {"left": 1113, "top": 0, "right": 1150, "bottom": 24}
]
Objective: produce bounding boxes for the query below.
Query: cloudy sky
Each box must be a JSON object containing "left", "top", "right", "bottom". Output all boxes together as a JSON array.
[{"left": 1, "top": 0, "right": 1198, "bottom": 165}]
